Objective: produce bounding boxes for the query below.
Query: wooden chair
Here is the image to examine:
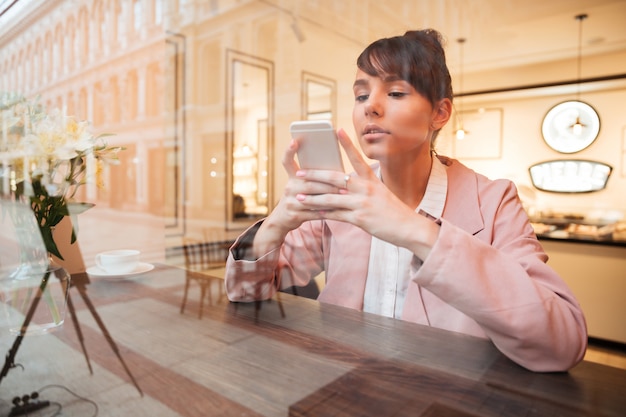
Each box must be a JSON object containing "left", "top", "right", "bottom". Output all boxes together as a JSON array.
[{"left": 180, "top": 237, "right": 230, "bottom": 318}]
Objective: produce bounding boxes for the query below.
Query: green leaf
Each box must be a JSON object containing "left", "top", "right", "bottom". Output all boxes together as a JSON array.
[
  {"left": 67, "top": 202, "right": 94, "bottom": 215},
  {"left": 40, "top": 225, "right": 64, "bottom": 260}
]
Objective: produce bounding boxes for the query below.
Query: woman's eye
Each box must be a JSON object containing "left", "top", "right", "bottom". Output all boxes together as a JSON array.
[
  {"left": 355, "top": 94, "right": 369, "bottom": 102},
  {"left": 389, "top": 91, "right": 406, "bottom": 98}
]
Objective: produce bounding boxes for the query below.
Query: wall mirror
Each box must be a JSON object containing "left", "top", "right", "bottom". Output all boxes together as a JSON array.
[
  {"left": 226, "top": 50, "right": 274, "bottom": 228},
  {"left": 302, "top": 72, "right": 336, "bottom": 123},
  {"left": 529, "top": 159, "right": 612, "bottom": 193}
]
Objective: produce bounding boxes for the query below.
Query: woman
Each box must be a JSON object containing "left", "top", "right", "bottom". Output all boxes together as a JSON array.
[{"left": 224, "top": 29, "right": 587, "bottom": 372}]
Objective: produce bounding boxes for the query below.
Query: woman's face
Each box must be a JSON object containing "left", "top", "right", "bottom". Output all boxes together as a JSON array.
[{"left": 352, "top": 68, "right": 437, "bottom": 163}]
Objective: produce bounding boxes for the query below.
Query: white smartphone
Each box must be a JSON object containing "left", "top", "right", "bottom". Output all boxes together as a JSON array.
[{"left": 289, "top": 120, "right": 344, "bottom": 172}]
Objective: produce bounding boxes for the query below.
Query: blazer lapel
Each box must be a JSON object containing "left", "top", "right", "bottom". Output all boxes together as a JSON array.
[{"left": 440, "top": 159, "right": 485, "bottom": 236}]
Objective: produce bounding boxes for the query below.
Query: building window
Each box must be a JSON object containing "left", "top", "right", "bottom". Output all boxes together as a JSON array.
[
  {"left": 154, "top": 0, "right": 162, "bottom": 25},
  {"left": 133, "top": 0, "right": 142, "bottom": 34}
]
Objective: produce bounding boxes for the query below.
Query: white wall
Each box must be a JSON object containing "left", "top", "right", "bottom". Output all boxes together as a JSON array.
[{"left": 448, "top": 51, "right": 626, "bottom": 221}]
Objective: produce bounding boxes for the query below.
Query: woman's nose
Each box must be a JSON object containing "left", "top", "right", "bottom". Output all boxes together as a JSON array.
[
  {"left": 365, "top": 97, "right": 381, "bottom": 116},
  {"left": 364, "top": 94, "right": 382, "bottom": 117}
]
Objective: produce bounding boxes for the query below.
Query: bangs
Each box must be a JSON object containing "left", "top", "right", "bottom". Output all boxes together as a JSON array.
[
  {"left": 356, "top": 31, "right": 452, "bottom": 106},
  {"left": 357, "top": 38, "right": 410, "bottom": 80}
]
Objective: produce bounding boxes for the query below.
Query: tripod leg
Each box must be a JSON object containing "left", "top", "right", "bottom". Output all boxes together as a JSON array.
[
  {"left": 74, "top": 286, "right": 143, "bottom": 397},
  {"left": 65, "top": 290, "right": 94, "bottom": 374},
  {"left": 1, "top": 272, "right": 50, "bottom": 386}
]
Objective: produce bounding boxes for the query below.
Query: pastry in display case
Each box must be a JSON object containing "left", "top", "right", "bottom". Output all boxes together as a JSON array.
[{"left": 529, "top": 210, "right": 626, "bottom": 244}]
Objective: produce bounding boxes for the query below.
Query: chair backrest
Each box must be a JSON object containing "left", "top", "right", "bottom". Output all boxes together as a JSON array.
[{"left": 182, "top": 237, "right": 228, "bottom": 272}]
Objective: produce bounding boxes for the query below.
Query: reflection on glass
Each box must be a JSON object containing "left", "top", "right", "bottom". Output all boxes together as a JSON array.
[
  {"left": 227, "top": 53, "right": 273, "bottom": 225},
  {"left": 302, "top": 72, "right": 336, "bottom": 123},
  {"left": 529, "top": 160, "right": 612, "bottom": 193}
]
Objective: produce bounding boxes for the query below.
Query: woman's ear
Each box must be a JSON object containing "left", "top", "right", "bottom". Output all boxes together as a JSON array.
[{"left": 431, "top": 98, "right": 452, "bottom": 130}]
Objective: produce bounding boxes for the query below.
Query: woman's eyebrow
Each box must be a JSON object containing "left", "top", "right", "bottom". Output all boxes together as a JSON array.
[
  {"left": 381, "top": 74, "right": 405, "bottom": 83},
  {"left": 353, "top": 78, "right": 369, "bottom": 88},
  {"left": 353, "top": 74, "right": 405, "bottom": 89}
]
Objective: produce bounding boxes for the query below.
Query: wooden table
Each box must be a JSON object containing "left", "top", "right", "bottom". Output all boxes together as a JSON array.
[{"left": 1, "top": 264, "right": 624, "bottom": 416}]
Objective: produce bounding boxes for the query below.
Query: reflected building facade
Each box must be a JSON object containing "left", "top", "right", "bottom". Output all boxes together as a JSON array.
[{"left": 2, "top": 0, "right": 626, "bottom": 254}]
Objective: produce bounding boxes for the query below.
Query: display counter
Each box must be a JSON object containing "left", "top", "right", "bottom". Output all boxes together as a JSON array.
[
  {"left": 538, "top": 238, "right": 626, "bottom": 344},
  {"left": 532, "top": 216, "right": 626, "bottom": 247},
  {"left": 537, "top": 234, "right": 626, "bottom": 248}
]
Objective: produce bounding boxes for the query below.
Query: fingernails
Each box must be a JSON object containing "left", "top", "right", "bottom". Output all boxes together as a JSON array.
[
  {"left": 296, "top": 170, "right": 305, "bottom": 177},
  {"left": 296, "top": 193, "right": 306, "bottom": 201}
]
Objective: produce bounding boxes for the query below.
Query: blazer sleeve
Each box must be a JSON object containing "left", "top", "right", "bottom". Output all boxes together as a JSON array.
[{"left": 415, "top": 179, "right": 587, "bottom": 372}]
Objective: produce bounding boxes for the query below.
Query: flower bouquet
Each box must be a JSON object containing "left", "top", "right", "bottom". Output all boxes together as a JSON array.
[
  {"left": 0, "top": 92, "right": 122, "bottom": 335},
  {"left": 1, "top": 92, "right": 123, "bottom": 260}
]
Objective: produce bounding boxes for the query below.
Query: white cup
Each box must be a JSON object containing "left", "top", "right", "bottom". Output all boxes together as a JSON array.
[{"left": 95, "top": 249, "right": 140, "bottom": 274}]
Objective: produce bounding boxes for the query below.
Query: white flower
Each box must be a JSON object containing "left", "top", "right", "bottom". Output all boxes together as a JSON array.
[{"left": 1, "top": 92, "right": 123, "bottom": 201}]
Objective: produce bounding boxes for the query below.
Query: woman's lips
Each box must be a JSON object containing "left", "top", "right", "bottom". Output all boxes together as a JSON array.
[{"left": 362, "top": 125, "right": 389, "bottom": 141}]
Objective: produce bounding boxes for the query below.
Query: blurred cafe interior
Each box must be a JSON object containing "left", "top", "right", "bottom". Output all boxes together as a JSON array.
[{"left": 1, "top": 0, "right": 626, "bottom": 413}]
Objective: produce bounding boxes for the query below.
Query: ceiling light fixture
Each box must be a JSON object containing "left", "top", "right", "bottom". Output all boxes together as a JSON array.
[
  {"left": 540, "top": 13, "right": 600, "bottom": 154},
  {"left": 455, "top": 38, "right": 467, "bottom": 140},
  {"left": 571, "top": 13, "right": 588, "bottom": 135}
]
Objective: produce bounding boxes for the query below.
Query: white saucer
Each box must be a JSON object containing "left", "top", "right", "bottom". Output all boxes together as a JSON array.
[{"left": 86, "top": 262, "right": 154, "bottom": 278}]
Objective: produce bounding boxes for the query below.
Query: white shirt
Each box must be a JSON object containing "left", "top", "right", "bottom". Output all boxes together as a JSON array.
[{"left": 363, "top": 157, "right": 447, "bottom": 318}]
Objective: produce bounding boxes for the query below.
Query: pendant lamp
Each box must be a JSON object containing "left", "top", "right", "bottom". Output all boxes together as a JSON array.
[
  {"left": 540, "top": 13, "right": 600, "bottom": 154},
  {"left": 455, "top": 38, "right": 468, "bottom": 140}
]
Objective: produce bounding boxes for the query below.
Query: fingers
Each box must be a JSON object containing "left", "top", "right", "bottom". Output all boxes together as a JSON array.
[
  {"left": 290, "top": 128, "right": 375, "bottom": 191},
  {"left": 262, "top": 198, "right": 323, "bottom": 240},
  {"left": 336, "top": 128, "right": 376, "bottom": 179},
  {"left": 282, "top": 139, "right": 300, "bottom": 176},
  {"left": 287, "top": 128, "right": 378, "bottom": 196}
]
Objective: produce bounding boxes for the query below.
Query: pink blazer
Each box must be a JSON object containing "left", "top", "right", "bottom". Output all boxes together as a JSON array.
[{"left": 225, "top": 157, "right": 587, "bottom": 372}]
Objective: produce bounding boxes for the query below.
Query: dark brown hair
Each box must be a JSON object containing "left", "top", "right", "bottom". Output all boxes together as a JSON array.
[{"left": 356, "top": 29, "right": 453, "bottom": 108}]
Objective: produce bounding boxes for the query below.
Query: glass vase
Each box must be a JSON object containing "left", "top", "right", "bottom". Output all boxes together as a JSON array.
[{"left": 0, "top": 256, "right": 71, "bottom": 336}]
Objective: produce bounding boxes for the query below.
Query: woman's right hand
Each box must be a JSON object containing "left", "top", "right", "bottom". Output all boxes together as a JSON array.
[{"left": 252, "top": 139, "right": 341, "bottom": 258}]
